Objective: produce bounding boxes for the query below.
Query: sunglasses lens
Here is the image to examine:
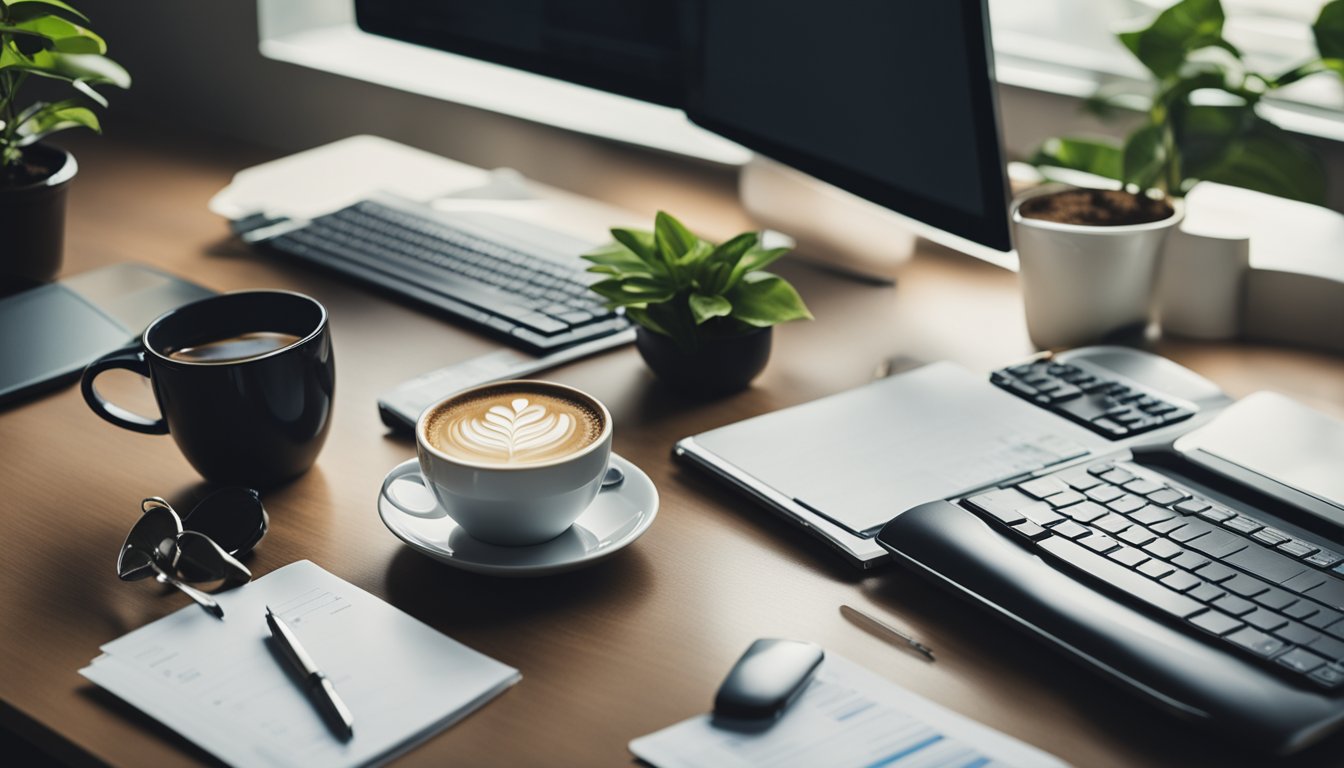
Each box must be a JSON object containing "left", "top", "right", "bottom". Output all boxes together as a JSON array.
[
  {"left": 118, "top": 503, "right": 183, "bottom": 581},
  {"left": 180, "top": 487, "right": 268, "bottom": 557},
  {"left": 173, "top": 531, "right": 252, "bottom": 586}
]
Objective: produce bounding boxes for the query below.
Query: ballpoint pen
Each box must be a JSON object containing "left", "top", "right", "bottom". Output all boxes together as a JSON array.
[
  {"left": 840, "top": 604, "right": 936, "bottom": 662},
  {"left": 265, "top": 606, "right": 355, "bottom": 741}
]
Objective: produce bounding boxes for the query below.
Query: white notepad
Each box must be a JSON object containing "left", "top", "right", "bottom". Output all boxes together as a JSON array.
[
  {"left": 81, "top": 561, "right": 519, "bottom": 768},
  {"left": 630, "top": 654, "right": 1068, "bottom": 768}
]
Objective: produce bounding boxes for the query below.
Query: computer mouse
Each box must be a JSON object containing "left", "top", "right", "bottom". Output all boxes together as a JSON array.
[{"left": 712, "top": 639, "right": 824, "bottom": 727}]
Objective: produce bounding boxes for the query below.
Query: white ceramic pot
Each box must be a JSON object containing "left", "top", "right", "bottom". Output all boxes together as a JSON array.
[
  {"left": 1157, "top": 227, "right": 1248, "bottom": 340},
  {"left": 1013, "top": 189, "right": 1183, "bottom": 350}
]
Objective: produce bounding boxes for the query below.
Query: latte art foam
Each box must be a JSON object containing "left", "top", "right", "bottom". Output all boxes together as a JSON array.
[{"left": 426, "top": 388, "right": 604, "bottom": 465}]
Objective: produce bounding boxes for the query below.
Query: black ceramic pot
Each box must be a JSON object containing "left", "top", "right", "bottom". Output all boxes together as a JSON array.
[
  {"left": 0, "top": 144, "right": 76, "bottom": 295},
  {"left": 635, "top": 325, "right": 772, "bottom": 397}
]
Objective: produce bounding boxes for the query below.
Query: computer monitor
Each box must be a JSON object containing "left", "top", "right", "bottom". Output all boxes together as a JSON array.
[{"left": 353, "top": 0, "right": 1012, "bottom": 254}]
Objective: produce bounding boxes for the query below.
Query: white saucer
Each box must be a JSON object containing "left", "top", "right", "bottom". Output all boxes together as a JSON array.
[{"left": 377, "top": 453, "right": 658, "bottom": 577}]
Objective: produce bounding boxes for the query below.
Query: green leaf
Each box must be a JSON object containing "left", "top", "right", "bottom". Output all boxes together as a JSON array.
[
  {"left": 1315, "top": 0, "right": 1344, "bottom": 60},
  {"left": 19, "top": 50, "right": 131, "bottom": 87},
  {"left": 726, "top": 245, "right": 791, "bottom": 289},
  {"left": 15, "top": 101, "right": 99, "bottom": 145},
  {"left": 1197, "top": 125, "right": 1326, "bottom": 204},
  {"left": 1029, "top": 136, "right": 1123, "bottom": 181},
  {"left": 624, "top": 306, "right": 670, "bottom": 337},
  {"left": 582, "top": 241, "right": 654, "bottom": 276},
  {"left": 6, "top": 0, "right": 89, "bottom": 22},
  {"left": 609, "top": 227, "right": 656, "bottom": 264},
  {"left": 10, "top": 15, "right": 105, "bottom": 54},
  {"left": 688, "top": 293, "right": 732, "bottom": 325},
  {"left": 653, "top": 210, "right": 698, "bottom": 263},
  {"left": 1118, "top": 0, "right": 1236, "bottom": 79},
  {"left": 697, "top": 231, "right": 756, "bottom": 293},
  {"left": 645, "top": 300, "right": 698, "bottom": 352},
  {"left": 725, "top": 273, "right": 812, "bottom": 328},
  {"left": 587, "top": 277, "right": 674, "bottom": 307},
  {"left": 1122, "top": 123, "right": 1167, "bottom": 192},
  {"left": 1170, "top": 103, "right": 1254, "bottom": 182}
]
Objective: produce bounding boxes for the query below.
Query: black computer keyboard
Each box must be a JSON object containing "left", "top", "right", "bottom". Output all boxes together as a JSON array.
[
  {"left": 964, "top": 460, "right": 1344, "bottom": 690},
  {"left": 261, "top": 199, "right": 631, "bottom": 354},
  {"left": 991, "top": 358, "right": 1195, "bottom": 439}
]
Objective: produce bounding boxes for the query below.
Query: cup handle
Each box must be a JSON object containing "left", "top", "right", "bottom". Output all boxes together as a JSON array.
[
  {"left": 80, "top": 345, "right": 169, "bottom": 435},
  {"left": 380, "top": 463, "right": 446, "bottom": 519}
]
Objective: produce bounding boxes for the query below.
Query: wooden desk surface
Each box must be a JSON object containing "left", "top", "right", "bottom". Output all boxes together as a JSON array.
[{"left": 3, "top": 133, "right": 1343, "bottom": 768}]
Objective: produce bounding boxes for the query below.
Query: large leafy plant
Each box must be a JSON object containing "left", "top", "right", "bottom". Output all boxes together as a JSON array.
[
  {"left": 0, "top": 0, "right": 129, "bottom": 175},
  {"left": 1033, "top": 0, "right": 1344, "bottom": 204},
  {"left": 583, "top": 211, "right": 812, "bottom": 352}
]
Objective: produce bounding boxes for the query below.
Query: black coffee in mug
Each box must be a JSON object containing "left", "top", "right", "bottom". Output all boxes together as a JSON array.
[{"left": 81, "top": 290, "right": 335, "bottom": 487}]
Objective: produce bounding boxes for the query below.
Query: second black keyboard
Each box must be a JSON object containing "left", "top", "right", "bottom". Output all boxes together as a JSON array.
[{"left": 260, "top": 198, "right": 631, "bottom": 354}]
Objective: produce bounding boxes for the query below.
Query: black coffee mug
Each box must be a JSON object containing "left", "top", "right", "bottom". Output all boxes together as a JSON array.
[{"left": 81, "top": 290, "right": 335, "bottom": 486}]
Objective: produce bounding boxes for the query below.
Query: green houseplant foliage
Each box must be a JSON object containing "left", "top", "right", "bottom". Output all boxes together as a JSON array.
[
  {"left": 1032, "top": 0, "right": 1344, "bottom": 204},
  {"left": 0, "top": 0, "right": 129, "bottom": 177},
  {"left": 583, "top": 211, "right": 812, "bottom": 353}
]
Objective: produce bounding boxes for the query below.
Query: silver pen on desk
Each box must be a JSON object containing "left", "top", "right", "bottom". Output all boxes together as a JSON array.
[
  {"left": 265, "top": 605, "right": 355, "bottom": 741},
  {"left": 841, "top": 604, "right": 936, "bottom": 662}
]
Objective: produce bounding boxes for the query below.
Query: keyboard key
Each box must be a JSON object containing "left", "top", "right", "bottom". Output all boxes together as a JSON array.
[
  {"left": 1223, "top": 516, "right": 1263, "bottom": 535},
  {"left": 1328, "top": 622, "right": 1344, "bottom": 642},
  {"left": 1118, "top": 527, "right": 1156, "bottom": 547},
  {"left": 1242, "top": 608, "right": 1288, "bottom": 632},
  {"left": 1194, "top": 562, "right": 1237, "bottom": 583},
  {"left": 1108, "top": 546, "right": 1149, "bottom": 568},
  {"left": 1100, "top": 468, "right": 1134, "bottom": 485},
  {"left": 1009, "top": 520, "right": 1051, "bottom": 541},
  {"left": 1251, "top": 528, "right": 1290, "bottom": 547},
  {"left": 1189, "top": 610, "right": 1244, "bottom": 637},
  {"left": 1174, "top": 498, "right": 1211, "bottom": 515},
  {"left": 1305, "top": 550, "right": 1343, "bottom": 569},
  {"left": 1305, "top": 608, "right": 1343, "bottom": 629},
  {"left": 1143, "top": 539, "right": 1183, "bottom": 560},
  {"left": 1123, "top": 478, "right": 1162, "bottom": 496},
  {"left": 1147, "top": 488, "right": 1188, "bottom": 506},
  {"left": 1226, "top": 627, "right": 1287, "bottom": 658},
  {"left": 1277, "top": 648, "right": 1326, "bottom": 674},
  {"left": 1161, "top": 570, "right": 1201, "bottom": 593},
  {"left": 1309, "top": 665, "right": 1344, "bottom": 689},
  {"left": 1046, "top": 490, "right": 1086, "bottom": 508},
  {"left": 1283, "top": 601, "right": 1320, "bottom": 620},
  {"left": 1037, "top": 537, "right": 1202, "bottom": 618},
  {"left": 1186, "top": 530, "right": 1248, "bottom": 559},
  {"left": 1093, "top": 514, "right": 1130, "bottom": 535},
  {"left": 1253, "top": 587, "right": 1297, "bottom": 611},
  {"left": 1131, "top": 505, "right": 1175, "bottom": 526},
  {"left": 1085, "top": 485, "right": 1125, "bottom": 504},
  {"left": 1171, "top": 551, "right": 1208, "bottom": 571},
  {"left": 1058, "top": 468, "right": 1102, "bottom": 491},
  {"left": 1150, "top": 518, "right": 1187, "bottom": 535},
  {"left": 1304, "top": 580, "right": 1344, "bottom": 611},
  {"left": 1090, "top": 418, "right": 1129, "bottom": 437},
  {"left": 1081, "top": 533, "right": 1119, "bottom": 554},
  {"left": 1223, "top": 574, "right": 1271, "bottom": 598},
  {"left": 1213, "top": 595, "right": 1257, "bottom": 616},
  {"left": 1308, "top": 635, "right": 1344, "bottom": 663},
  {"left": 1279, "top": 540, "right": 1319, "bottom": 558},
  {"left": 1062, "top": 502, "right": 1107, "bottom": 524},
  {"left": 965, "top": 491, "right": 1027, "bottom": 525},
  {"left": 1106, "top": 495, "right": 1146, "bottom": 515},
  {"left": 1274, "top": 622, "right": 1321, "bottom": 646},
  {"left": 1018, "top": 476, "right": 1068, "bottom": 499},
  {"left": 1087, "top": 462, "right": 1115, "bottom": 475},
  {"left": 1224, "top": 546, "right": 1306, "bottom": 585},
  {"left": 1169, "top": 519, "right": 1217, "bottom": 543},
  {"left": 1281, "top": 570, "right": 1328, "bottom": 594},
  {"left": 1051, "top": 520, "right": 1090, "bottom": 540},
  {"left": 1020, "top": 503, "right": 1067, "bottom": 528},
  {"left": 1188, "top": 583, "right": 1225, "bottom": 603},
  {"left": 1138, "top": 559, "right": 1175, "bottom": 579},
  {"left": 1197, "top": 507, "right": 1235, "bottom": 523}
]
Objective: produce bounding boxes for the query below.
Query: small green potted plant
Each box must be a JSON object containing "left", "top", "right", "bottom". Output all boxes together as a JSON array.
[
  {"left": 0, "top": 0, "right": 128, "bottom": 294},
  {"left": 584, "top": 211, "right": 812, "bottom": 396},
  {"left": 1018, "top": 0, "right": 1344, "bottom": 347}
]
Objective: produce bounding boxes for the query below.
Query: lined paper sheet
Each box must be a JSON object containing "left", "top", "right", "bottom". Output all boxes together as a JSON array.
[
  {"left": 81, "top": 561, "right": 519, "bottom": 768},
  {"left": 630, "top": 654, "right": 1068, "bottom": 768}
]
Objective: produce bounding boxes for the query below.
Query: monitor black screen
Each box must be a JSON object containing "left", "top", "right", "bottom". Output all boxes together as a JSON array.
[
  {"left": 355, "top": 0, "right": 1011, "bottom": 253},
  {"left": 685, "top": 0, "right": 1011, "bottom": 252}
]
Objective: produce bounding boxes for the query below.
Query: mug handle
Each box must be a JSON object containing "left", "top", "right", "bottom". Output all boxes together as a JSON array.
[
  {"left": 380, "top": 462, "right": 446, "bottom": 519},
  {"left": 80, "top": 345, "right": 169, "bottom": 435}
]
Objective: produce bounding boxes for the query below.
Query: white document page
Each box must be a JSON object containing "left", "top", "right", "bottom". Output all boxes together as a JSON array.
[
  {"left": 81, "top": 560, "right": 519, "bottom": 768},
  {"left": 630, "top": 654, "right": 1068, "bottom": 768},
  {"left": 692, "top": 362, "right": 1103, "bottom": 534}
]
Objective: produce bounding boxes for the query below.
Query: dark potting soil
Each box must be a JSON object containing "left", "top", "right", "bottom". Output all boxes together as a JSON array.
[
  {"left": 0, "top": 149, "right": 61, "bottom": 187},
  {"left": 1019, "top": 188, "right": 1173, "bottom": 226}
]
